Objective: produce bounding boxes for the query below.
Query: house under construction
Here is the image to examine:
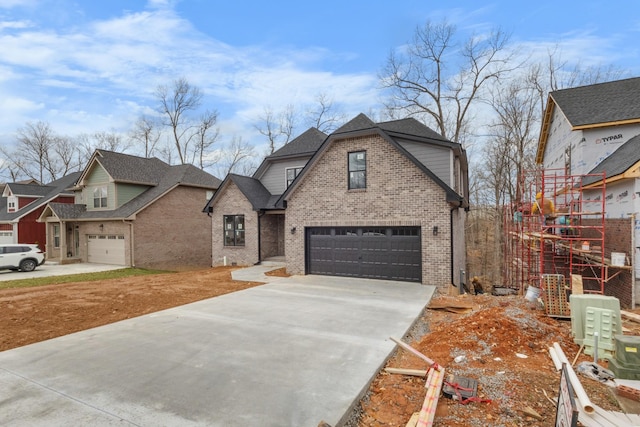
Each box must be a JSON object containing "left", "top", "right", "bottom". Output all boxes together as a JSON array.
[{"left": 503, "top": 168, "right": 636, "bottom": 311}]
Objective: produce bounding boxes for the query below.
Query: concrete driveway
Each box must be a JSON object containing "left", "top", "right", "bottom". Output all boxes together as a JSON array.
[
  {"left": 0, "top": 262, "right": 125, "bottom": 281},
  {"left": 0, "top": 269, "right": 435, "bottom": 427}
]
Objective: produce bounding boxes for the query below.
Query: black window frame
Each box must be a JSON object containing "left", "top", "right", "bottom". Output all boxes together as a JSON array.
[
  {"left": 223, "top": 215, "right": 245, "bottom": 246},
  {"left": 285, "top": 166, "right": 304, "bottom": 188},
  {"left": 348, "top": 151, "right": 366, "bottom": 189}
]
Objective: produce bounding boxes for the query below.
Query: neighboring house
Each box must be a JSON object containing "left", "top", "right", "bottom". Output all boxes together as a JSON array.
[
  {"left": 38, "top": 150, "right": 221, "bottom": 270},
  {"left": 536, "top": 77, "right": 640, "bottom": 298},
  {"left": 0, "top": 173, "right": 80, "bottom": 246},
  {"left": 206, "top": 113, "right": 469, "bottom": 289}
]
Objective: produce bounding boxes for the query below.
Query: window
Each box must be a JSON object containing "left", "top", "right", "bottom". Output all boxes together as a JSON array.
[
  {"left": 224, "top": 215, "right": 245, "bottom": 246},
  {"left": 7, "top": 196, "right": 16, "bottom": 212},
  {"left": 348, "top": 151, "right": 366, "bottom": 189},
  {"left": 53, "top": 224, "right": 60, "bottom": 248},
  {"left": 286, "top": 167, "right": 304, "bottom": 188},
  {"left": 93, "top": 186, "right": 107, "bottom": 208}
]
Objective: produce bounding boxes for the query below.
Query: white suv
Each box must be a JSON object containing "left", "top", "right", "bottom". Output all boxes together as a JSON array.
[{"left": 0, "top": 244, "right": 45, "bottom": 272}]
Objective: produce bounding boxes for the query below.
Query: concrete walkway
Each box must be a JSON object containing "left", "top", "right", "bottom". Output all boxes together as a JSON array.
[
  {"left": 0, "top": 262, "right": 125, "bottom": 281},
  {"left": 0, "top": 265, "right": 435, "bottom": 427}
]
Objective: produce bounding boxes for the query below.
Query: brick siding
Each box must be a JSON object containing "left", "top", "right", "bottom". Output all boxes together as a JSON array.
[
  {"left": 284, "top": 134, "right": 460, "bottom": 289},
  {"left": 210, "top": 182, "right": 259, "bottom": 267},
  {"left": 134, "top": 186, "right": 213, "bottom": 270},
  {"left": 580, "top": 218, "right": 633, "bottom": 308}
]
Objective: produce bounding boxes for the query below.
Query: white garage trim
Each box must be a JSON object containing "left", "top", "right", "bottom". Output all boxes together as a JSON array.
[{"left": 87, "top": 234, "right": 126, "bottom": 265}]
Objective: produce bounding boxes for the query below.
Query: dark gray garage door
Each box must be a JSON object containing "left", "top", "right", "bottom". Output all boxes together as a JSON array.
[{"left": 306, "top": 227, "right": 422, "bottom": 282}]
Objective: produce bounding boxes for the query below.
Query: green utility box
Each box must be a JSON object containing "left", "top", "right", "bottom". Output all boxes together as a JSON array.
[
  {"left": 614, "top": 335, "right": 640, "bottom": 366},
  {"left": 569, "top": 294, "right": 621, "bottom": 345},
  {"left": 607, "top": 335, "right": 640, "bottom": 380},
  {"left": 583, "top": 307, "right": 619, "bottom": 358}
]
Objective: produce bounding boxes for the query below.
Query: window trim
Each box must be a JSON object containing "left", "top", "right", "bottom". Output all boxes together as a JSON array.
[
  {"left": 348, "top": 150, "right": 367, "bottom": 190},
  {"left": 285, "top": 166, "right": 304, "bottom": 188},
  {"left": 223, "top": 215, "right": 245, "bottom": 246},
  {"left": 53, "top": 224, "right": 60, "bottom": 248},
  {"left": 93, "top": 186, "right": 108, "bottom": 209}
]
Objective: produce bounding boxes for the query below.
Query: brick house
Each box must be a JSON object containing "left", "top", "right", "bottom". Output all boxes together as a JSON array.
[
  {"left": 206, "top": 114, "right": 469, "bottom": 289},
  {"left": 38, "top": 149, "right": 221, "bottom": 270},
  {"left": 0, "top": 173, "right": 80, "bottom": 247},
  {"left": 536, "top": 77, "right": 640, "bottom": 306}
]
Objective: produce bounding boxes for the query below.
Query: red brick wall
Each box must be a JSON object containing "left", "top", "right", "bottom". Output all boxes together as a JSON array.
[
  {"left": 284, "top": 133, "right": 459, "bottom": 288},
  {"left": 581, "top": 218, "right": 633, "bottom": 307},
  {"left": 134, "top": 186, "right": 213, "bottom": 270}
]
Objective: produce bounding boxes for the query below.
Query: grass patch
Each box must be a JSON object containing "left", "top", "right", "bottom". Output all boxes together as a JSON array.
[{"left": 0, "top": 268, "right": 171, "bottom": 290}]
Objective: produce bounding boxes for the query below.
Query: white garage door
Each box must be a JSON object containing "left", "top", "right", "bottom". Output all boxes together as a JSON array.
[
  {"left": 0, "top": 231, "right": 13, "bottom": 244},
  {"left": 87, "top": 234, "right": 126, "bottom": 265}
]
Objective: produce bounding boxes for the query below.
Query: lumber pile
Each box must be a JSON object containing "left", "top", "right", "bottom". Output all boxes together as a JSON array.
[{"left": 389, "top": 337, "right": 446, "bottom": 427}]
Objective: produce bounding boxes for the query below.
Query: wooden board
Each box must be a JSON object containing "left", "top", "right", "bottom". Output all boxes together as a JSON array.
[
  {"left": 621, "top": 310, "right": 640, "bottom": 324},
  {"left": 571, "top": 274, "right": 583, "bottom": 295}
]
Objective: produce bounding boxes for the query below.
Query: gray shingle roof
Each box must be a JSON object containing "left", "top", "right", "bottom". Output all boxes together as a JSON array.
[
  {"left": 49, "top": 151, "right": 221, "bottom": 221},
  {"left": 46, "top": 202, "right": 87, "bottom": 219},
  {"left": 229, "top": 174, "right": 273, "bottom": 210},
  {"left": 4, "top": 183, "right": 53, "bottom": 197},
  {"left": 203, "top": 174, "right": 278, "bottom": 213},
  {"left": 0, "top": 172, "right": 81, "bottom": 222},
  {"left": 92, "top": 150, "right": 169, "bottom": 184},
  {"left": 333, "top": 113, "right": 376, "bottom": 134},
  {"left": 583, "top": 134, "right": 640, "bottom": 185},
  {"left": 551, "top": 77, "right": 640, "bottom": 127},
  {"left": 378, "top": 117, "right": 450, "bottom": 142},
  {"left": 265, "top": 128, "right": 327, "bottom": 159}
]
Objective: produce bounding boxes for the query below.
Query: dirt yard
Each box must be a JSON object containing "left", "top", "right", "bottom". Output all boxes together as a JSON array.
[
  {"left": 1, "top": 269, "right": 637, "bottom": 426},
  {"left": 0, "top": 267, "right": 261, "bottom": 352}
]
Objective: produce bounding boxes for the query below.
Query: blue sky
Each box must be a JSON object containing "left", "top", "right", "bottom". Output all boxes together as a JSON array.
[{"left": 1, "top": 0, "right": 639, "bottom": 166}]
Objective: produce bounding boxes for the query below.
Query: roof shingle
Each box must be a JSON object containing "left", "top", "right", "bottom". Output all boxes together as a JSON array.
[{"left": 551, "top": 77, "right": 640, "bottom": 127}]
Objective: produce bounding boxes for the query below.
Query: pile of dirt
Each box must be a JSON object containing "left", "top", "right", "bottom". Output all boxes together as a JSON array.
[{"left": 349, "top": 294, "right": 621, "bottom": 427}]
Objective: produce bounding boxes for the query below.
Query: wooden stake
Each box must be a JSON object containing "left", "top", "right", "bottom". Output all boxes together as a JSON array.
[
  {"left": 571, "top": 344, "right": 584, "bottom": 367},
  {"left": 385, "top": 367, "right": 428, "bottom": 377}
]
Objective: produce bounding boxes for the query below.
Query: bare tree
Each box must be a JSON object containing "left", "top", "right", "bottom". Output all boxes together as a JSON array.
[
  {"left": 130, "top": 116, "right": 161, "bottom": 158},
  {"left": 527, "top": 47, "right": 627, "bottom": 119},
  {"left": 218, "top": 136, "right": 257, "bottom": 177},
  {"left": 255, "top": 104, "right": 297, "bottom": 154},
  {"left": 1, "top": 121, "right": 56, "bottom": 182},
  {"left": 76, "top": 130, "right": 129, "bottom": 162},
  {"left": 191, "top": 110, "right": 220, "bottom": 169},
  {"left": 51, "top": 136, "right": 81, "bottom": 177},
  {"left": 380, "top": 20, "right": 517, "bottom": 144},
  {"left": 304, "top": 93, "right": 346, "bottom": 133},
  {"left": 155, "top": 77, "right": 203, "bottom": 164},
  {"left": 0, "top": 121, "right": 84, "bottom": 182}
]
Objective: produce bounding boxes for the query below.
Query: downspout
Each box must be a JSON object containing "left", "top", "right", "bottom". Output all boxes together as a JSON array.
[
  {"left": 123, "top": 219, "right": 134, "bottom": 268},
  {"left": 450, "top": 200, "right": 464, "bottom": 289},
  {"left": 256, "top": 211, "right": 264, "bottom": 265},
  {"left": 450, "top": 207, "right": 455, "bottom": 287}
]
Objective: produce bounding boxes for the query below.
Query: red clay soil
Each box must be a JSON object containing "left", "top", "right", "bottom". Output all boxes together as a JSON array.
[
  {"left": 349, "top": 294, "right": 629, "bottom": 427},
  {"left": 0, "top": 267, "right": 260, "bottom": 352}
]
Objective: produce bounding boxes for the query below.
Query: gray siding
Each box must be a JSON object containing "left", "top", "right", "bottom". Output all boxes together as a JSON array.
[
  {"left": 399, "top": 141, "right": 452, "bottom": 187},
  {"left": 259, "top": 157, "right": 311, "bottom": 195}
]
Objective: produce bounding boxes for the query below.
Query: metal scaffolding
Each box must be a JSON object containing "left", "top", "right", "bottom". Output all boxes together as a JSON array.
[{"left": 503, "top": 168, "right": 607, "bottom": 304}]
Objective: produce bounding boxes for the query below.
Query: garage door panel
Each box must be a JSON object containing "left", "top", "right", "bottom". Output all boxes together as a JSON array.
[
  {"left": 307, "top": 227, "right": 421, "bottom": 282},
  {"left": 87, "top": 235, "right": 125, "bottom": 265}
]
